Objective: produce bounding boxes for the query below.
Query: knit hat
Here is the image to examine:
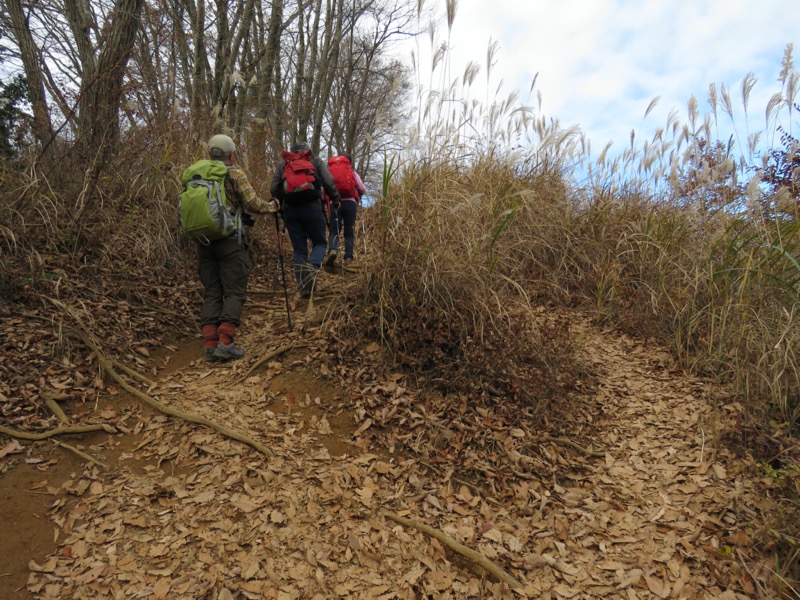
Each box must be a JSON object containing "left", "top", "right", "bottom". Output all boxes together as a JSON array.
[{"left": 208, "top": 134, "right": 236, "bottom": 154}]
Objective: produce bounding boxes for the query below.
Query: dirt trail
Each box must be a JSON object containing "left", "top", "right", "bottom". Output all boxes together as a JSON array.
[
  {"left": 1, "top": 275, "right": 782, "bottom": 599},
  {"left": 555, "top": 326, "right": 775, "bottom": 598}
]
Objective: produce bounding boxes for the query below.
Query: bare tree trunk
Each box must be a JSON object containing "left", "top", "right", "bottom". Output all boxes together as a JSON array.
[
  {"left": 69, "top": 0, "right": 144, "bottom": 223},
  {"left": 273, "top": 46, "right": 287, "bottom": 150},
  {"left": 226, "top": 0, "right": 256, "bottom": 131},
  {"left": 310, "top": 0, "right": 343, "bottom": 152},
  {"left": 290, "top": 0, "right": 308, "bottom": 144},
  {"left": 135, "top": 10, "right": 164, "bottom": 125},
  {"left": 257, "top": 0, "right": 284, "bottom": 156},
  {"left": 189, "top": 0, "right": 209, "bottom": 131},
  {"left": 211, "top": 0, "right": 231, "bottom": 127},
  {"left": 63, "top": 0, "right": 97, "bottom": 82},
  {"left": 296, "top": 0, "right": 323, "bottom": 144},
  {"left": 79, "top": 0, "right": 145, "bottom": 157},
  {"left": 3, "top": 0, "right": 55, "bottom": 164},
  {"left": 170, "top": 0, "right": 193, "bottom": 110}
]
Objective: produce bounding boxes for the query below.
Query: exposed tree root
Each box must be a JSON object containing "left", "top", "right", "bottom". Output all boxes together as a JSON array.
[
  {"left": 67, "top": 328, "right": 273, "bottom": 458},
  {"left": 228, "top": 343, "right": 300, "bottom": 387},
  {"left": 543, "top": 435, "right": 606, "bottom": 458},
  {"left": 244, "top": 303, "right": 273, "bottom": 310},
  {"left": 0, "top": 424, "right": 114, "bottom": 441},
  {"left": 44, "top": 397, "right": 68, "bottom": 422},
  {"left": 21, "top": 308, "right": 274, "bottom": 458},
  {"left": 522, "top": 553, "right": 580, "bottom": 576},
  {"left": 111, "top": 359, "right": 155, "bottom": 387},
  {"left": 52, "top": 440, "right": 109, "bottom": 470},
  {"left": 136, "top": 303, "right": 197, "bottom": 323},
  {"left": 381, "top": 510, "right": 523, "bottom": 589}
]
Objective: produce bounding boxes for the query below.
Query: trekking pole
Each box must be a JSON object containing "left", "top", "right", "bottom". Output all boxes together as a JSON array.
[
  {"left": 272, "top": 254, "right": 280, "bottom": 293},
  {"left": 332, "top": 207, "right": 342, "bottom": 273},
  {"left": 322, "top": 197, "right": 339, "bottom": 272},
  {"left": 361, "top": 204, "right": 367, "bottom": 261},
  {"left": 273, "top": 213, "right": 293, "bottom": 331}
]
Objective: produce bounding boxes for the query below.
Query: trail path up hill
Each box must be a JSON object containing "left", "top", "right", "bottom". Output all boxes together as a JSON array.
[{"left": 1, "top": 269, "right": 786, "bottom": 599}]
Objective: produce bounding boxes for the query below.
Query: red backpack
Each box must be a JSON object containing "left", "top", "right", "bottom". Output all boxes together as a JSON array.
[
  {"left": 281, "top": 149, "right": 317, "bottom": 194},
  {"left": 327, "top": 155, "right": 359, "bottom": 200}
]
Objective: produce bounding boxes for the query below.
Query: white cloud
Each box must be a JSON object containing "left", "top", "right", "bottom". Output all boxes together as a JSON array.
[{"left": 407, "top": 0, "right": 800, "bottom": 157}]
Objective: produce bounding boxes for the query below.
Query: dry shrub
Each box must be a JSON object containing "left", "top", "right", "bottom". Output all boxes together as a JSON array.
[
  {"left": 0, "top": 151, "right": 80, "bottom": 302},
  {"left": 90, "top": 122, "right": 279, "bottom": 273},
  {"left": 689, "top": 217, "right": 800, "bottom": 426},
  {"left": 562, "top": 188, "right": 710, "bottom": 336},
  {"left": 0, "top": 119, "right": 288, "bottom": 318},
  {"left": 0, "top": 122, "right": 205, "bottom": 310},
  {"left": 14, "top": 122, "right": 202, "bottom": 253},
  {"left": 562, "top": 191, "right": 800, "bottom": 428},
  {"left": 342, "top": 155, "right": 582, "bottom": 411}
]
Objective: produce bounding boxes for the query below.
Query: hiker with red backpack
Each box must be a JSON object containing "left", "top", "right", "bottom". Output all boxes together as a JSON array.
[
  {"left": 270, "top": 141, "right": 341, "bottom": 299},
  {"left": 325, "top": 153, "right": 367, "bottom": 267},
  {"left": 181, "top": 134, "right": 279, "bottom": 362}
]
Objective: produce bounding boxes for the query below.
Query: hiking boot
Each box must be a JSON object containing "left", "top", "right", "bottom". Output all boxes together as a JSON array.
[
  {"left": 344, "top": 257, "right": 354, "bottom": 265},
  {"left": 212, "top": 342, "right": 245, "bottom": 361},
  {"left": 300, "top": 269, "right": 317, "bottom": 299},
  {"left": 325, "top": 249, "right": 338, "bottom": 267},
  {"left": 203, "top": 347, "right": 219, "bottom": 362}
]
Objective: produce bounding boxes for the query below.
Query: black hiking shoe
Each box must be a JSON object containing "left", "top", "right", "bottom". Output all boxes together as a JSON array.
[
  {"left": 212, "top": 342, "right": 245, "bottom": 361},
  {"left": 203, "top": 347, "right": 219, "bottom": 362},
  {"left": 300, "top": 268, "right": 317, "bottom": 299},
  {"left": 325, "top": 249, "right": 338, "bottom": 267}
]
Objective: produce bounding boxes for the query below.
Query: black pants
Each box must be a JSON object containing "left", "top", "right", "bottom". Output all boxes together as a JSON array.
[
  {"left": 283, "top": 200, "right": 327, "bottom": 284},
  {"left": 328, "top": 200, "right": 358, "bottom": 259},
  {"left": 197, "top": 236, "right": 250, "bottom": 327}
]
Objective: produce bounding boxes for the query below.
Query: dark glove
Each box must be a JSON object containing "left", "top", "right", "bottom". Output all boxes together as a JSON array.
[
  {"left": 242, "top": 213, "right": 256, "bottom": 227},
  {"left": 332, "top": 199, "right": 341, "bottom": 210}
]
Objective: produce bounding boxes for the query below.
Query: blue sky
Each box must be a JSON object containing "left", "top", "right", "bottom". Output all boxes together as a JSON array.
[{"left": 406, "top": 0, "right": 800, "bottom": 159}]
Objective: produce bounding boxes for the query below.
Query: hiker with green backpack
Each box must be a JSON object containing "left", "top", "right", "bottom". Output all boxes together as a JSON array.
[{"left": 179, "top": 134, "right": 279, "bottom": 362}]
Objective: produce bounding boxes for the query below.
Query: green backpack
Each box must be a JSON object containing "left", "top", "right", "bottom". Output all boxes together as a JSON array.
[{"left": 178, "top": 159, "right": 241, "bottom": 243}]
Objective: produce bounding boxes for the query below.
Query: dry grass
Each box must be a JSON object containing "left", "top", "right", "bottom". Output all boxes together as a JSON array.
[
  {"left": 337, "top": 154, "right": 583, "bottom": 415},
  {"left": 0, "top": 123, "right": 201, "bottom": 312},
  {"left": 567, "top": 174, "right": 800, "bottom": 433},
  {"left": 1, "top": 121, "right": 270, "bottom": 262}
]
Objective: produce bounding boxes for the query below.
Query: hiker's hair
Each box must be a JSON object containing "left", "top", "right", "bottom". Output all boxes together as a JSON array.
[
  {"left": 341, "top": 152, "right": 352, "bottom": 161},
  {"left": 210, "top": 148, "right": 229, "bottom": 161},
  {"left": 291, "top": 141, "right": 310, "bottom": 153}
]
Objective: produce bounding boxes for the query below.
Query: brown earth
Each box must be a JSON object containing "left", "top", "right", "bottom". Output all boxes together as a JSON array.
[{"left": 0, "top": 266, "right": 793, "bottom": 599}]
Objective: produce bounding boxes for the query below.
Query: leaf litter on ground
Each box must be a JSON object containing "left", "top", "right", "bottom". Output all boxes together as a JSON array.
[{"left": 0, "top": 256, "right": 793, "bottom": 599}]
